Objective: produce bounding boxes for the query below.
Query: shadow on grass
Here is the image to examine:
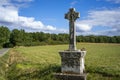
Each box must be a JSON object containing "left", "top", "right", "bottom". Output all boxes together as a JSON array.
[
  {"left": 6, "top": 63, "right": 61, "bottom": 80},
  {"left": 4, "top": 63, "right": 120, "bottom": 80},
  {"left": 86, "top": 65, "right": 120, "bottom": 79}
]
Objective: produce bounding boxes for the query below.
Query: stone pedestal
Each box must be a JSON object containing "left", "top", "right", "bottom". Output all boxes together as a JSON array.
[
  {"left": 55, "top": 73, "right": 86, "bottom": 80},
  {"left": 59, "top": 50, "right": 86, "bottom": 74},
  {"left": 54, "top": 50, "right": 86, "bottom": 80}
]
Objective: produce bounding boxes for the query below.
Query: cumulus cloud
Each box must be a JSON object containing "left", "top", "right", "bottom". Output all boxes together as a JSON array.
[
  {"left": 0, "top": 0, "right": 57, "bottom": 32},
  {"left": 76, "top": 23, "right": 92, "bottom": 32},
  {"left": 76, "top": 8, "right": 120, "bottom": 36},
  {"left": 88, "top": 9, "right": 120, "bottom": 27}
]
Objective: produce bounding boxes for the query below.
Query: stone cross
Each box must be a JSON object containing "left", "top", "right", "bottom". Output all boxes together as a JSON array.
[
  {"left": 65, "top": 8, "right": 80, "bottom": 51},
  {"left": 54, "top": 8, "right": 86, "bottom": 80}
]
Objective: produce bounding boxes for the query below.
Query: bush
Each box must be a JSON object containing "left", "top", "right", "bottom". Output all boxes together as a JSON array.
[{"left": 3, "top": 42, "right": 14, "bottom": 48}]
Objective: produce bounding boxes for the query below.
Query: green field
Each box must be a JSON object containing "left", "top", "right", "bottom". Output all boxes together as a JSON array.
[{"left": 0, "top": 43, "right": 120, "bottom": 80}]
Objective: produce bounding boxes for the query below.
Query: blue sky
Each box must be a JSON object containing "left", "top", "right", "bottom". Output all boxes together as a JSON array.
[{"left": 0, "top": 0, "right": 120, "bottom": 36}]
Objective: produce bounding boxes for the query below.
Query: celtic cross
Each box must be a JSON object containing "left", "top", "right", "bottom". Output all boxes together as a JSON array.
[{"left": 65, "top": 8, "right": 80, "bottom": 51}]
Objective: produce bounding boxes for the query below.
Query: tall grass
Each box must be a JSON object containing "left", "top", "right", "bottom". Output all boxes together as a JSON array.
[
  {"left": 0, "top": 43, "right": 120, "bottom": 80},
  {"left": 0, "top": 51, "right": 9, "bottom": 80}
]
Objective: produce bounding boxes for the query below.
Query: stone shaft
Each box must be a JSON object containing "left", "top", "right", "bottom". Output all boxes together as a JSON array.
[{"left": 69, "top": 21, "right": 76, "bottom": 51}]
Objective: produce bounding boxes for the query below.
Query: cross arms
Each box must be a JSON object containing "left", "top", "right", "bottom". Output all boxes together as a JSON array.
[{"left": 65, "top": 8, "right": 80, "bottom": 21}]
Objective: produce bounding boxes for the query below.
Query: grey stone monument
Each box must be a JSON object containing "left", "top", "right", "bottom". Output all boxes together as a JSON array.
[{"left": 54, "top": 8, "right": 87, "bottom": 80}]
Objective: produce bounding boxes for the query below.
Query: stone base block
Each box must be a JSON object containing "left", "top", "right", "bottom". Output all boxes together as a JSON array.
[
  {"left": 59, "top": 50, "right": 86, "bottom": 74},
  {"left": 54, "top": 73, "right": 87, "bottom": 80}
]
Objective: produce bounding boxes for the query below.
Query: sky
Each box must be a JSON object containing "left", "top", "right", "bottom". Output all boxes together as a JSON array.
[{"left": 0, "top": 0, "right": 120, "bottom": 36}]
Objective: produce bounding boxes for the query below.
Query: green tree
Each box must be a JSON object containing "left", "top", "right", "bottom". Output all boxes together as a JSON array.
[
  {"left": 51, "top": 34, "right": 58, "bottom": 41},
  {"left": 0, "top": 26, "right": 10, "bottom": 47},
  {"left": 10, "top": 29, "right": 25, "bottom": 46},
  {"left": 110, "top": 36, "right": 117, "bottom": 43},
  {"left": 115, "top": 36, "right": 120, "bottom": 43}
]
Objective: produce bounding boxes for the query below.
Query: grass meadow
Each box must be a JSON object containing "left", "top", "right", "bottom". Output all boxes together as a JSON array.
[{"left": 0, "top": 43, "right": 120, "bottom": 80}]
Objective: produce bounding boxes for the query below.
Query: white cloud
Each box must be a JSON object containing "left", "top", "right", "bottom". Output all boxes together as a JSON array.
[
  {"left": 76, "top": 8, "right": 120, "bottom": 36},
  {"left": 97, "top": 0, "right": 120, "bottom": 4},
  {"left": 70, "top": 1, "right": 78, "bottom": 5},
  {"left": 76, "top": 23, "right": 92, "bottom": 32},
  {"left": 70, "top": 1, "right": 78, "bottom": 7},
  {"left": 88, "top": 9, "right": 120, "bottom": 27},
  {"left": 0, "top": 0, "right": 57, "bottom": 32},
  {"left": 106, "top": 0, "right": 120, "bottom": 4},
  {"left": 46, "top": 25, "right": 56, "bottom": 31},
  {"left": 0, "top": 6, "right": 18, "bottom": 23},
  {"left": 18, "top": 17, "right": 44, "bottom": 29},
  {"left": 99, "top": 29, "right": 120, "bottom": 36},
  {"left": 13, "top": 0, "right": 33, "bottom": 2}
]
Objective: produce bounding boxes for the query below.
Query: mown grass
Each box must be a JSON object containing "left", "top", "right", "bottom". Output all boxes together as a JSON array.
[
  {"left": 77, "top": 43, "right": 120, "bottom": 80},
  {"left": 0, "top": 43, "right": 120, "bottom": 80}
]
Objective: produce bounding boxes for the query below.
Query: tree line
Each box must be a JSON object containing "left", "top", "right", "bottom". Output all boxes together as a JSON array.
[{"left": 0, "top": 26, "right": 120, "bottom": 48}]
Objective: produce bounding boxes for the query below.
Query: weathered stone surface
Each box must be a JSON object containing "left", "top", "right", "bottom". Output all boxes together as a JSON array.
[
  {"left": 59, "top": 50, "right": 86, "bottom": 74},
  {"left": 54, "top": 73, "right": 86, "bottom": 80},
  {"left": 65, "top": 8, "right": 80, "bottom": 51}
]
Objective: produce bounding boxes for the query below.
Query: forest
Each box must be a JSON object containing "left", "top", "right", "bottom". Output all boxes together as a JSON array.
[{"left": 0, "top": 26, "right": 120, "bottom": 48}]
